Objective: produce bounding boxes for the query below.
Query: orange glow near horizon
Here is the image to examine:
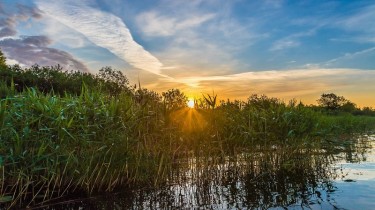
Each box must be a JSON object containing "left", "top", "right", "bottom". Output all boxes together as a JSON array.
[{"left": 143, "top": 68, "right": 375, "bottom": 108}]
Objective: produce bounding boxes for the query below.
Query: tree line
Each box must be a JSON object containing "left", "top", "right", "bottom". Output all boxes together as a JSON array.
[{"left": 0, "top": 49, "right": 374, "bottom": 116}]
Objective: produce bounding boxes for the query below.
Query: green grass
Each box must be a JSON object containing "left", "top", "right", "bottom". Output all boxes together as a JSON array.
[{"left": 0, "top": 76, "right": 374, "bottom": 208}]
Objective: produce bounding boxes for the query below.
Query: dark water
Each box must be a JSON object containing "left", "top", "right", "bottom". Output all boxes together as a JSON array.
[{"left": 35, "top": 135, "right": 375, "bottom": 210}]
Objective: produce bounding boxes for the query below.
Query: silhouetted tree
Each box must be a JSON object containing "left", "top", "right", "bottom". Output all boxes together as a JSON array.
[
  {"left": 0, "top": 49, "right": 6, "bottom": 65},
  {"left": 317, "top": 93, "right": 347, "bottom": 111},
  {"left": 0, "top": 49, "right": 7, "bottom": 69},
  {"left": 0, "top": 61, "right": 132, "bottom": 96},
  {"left": 162, "top": 89, "right": 187, "bottom": 111},
  {"left": 134, "top": 88, "right": 161, "bottom": 107},
  {"left": 361, "top": 107, "right": 375, "bottom": 116},
  {"left": 247, "top": 94, "right": 281, "bottom": 109},
  {"left": 340, "top": 101, "right": 357, "bottom": 113},
  {"left": 97, "top": 66, "right": 129, "bottom": 96}
]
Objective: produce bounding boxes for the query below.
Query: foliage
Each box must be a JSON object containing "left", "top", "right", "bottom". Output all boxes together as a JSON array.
[
  {"left": 1, "top": 85, "right": 374, "bottom": 208},
  {"left": 0, "top": 64, "right": 130, "bottom": 97},
  {"left": 0, "top": 88, "right": 162, "bottom": 207},
  {"left": 0, "top": 51, "right": 375, "bottom": 208},
  {"left": 162, "top": 89, "right": 187, "bottom": 111},
  {"left": 352, "top": 107, "right": 375, "bottom": 116},
  {"left": 317, "top": 93, "right": 348, "bottom": 111},
  {"left": 97, "top": 66, "right": 129, "bottom": 96},
  {"left": 202, "top": 92, "right": 217, "bottom": 109},
  {"left": 340, "top": 101, "right": 357, "bottom": 113},
  {"left": 247, "top": 94, "right": 281, "bottom": 109},
  {"left": 0, "top": 49, "right": 6, "bottom": 69},
  {"left": 134, "top": 88, "right": 162, "bottom": 106}
]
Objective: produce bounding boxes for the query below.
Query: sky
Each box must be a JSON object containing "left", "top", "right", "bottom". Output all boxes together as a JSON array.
[{"left": 0, "top": 0, "right": 374, "bottom": 107}]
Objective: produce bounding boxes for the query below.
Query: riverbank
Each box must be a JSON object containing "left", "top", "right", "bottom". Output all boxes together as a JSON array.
[
  {"left": 1, "top": 65, "right": 375, "bottom": 208},
  {"left": 1, "top": 86, "right": 374, "bottom": 208}
]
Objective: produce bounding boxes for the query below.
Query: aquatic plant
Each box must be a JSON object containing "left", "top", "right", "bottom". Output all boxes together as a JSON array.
[{"left": 1, "top": 63, "right": 375, "bottom": 208}]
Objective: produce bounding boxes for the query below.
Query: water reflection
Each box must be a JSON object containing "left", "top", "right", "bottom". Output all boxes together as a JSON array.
[
  {"left": 327, "top": 135, "right": 375, "bottom": 210},
  {"left": 41, "top": 135, "right": 374, "bottom": 209}
]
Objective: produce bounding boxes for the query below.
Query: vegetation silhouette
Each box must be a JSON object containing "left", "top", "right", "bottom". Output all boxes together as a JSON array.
[{"left": 0, "top": 50, "right": 374, "bottom": 208}]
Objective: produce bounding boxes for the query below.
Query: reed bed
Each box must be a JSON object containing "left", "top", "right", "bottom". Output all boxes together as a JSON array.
[{"left": 1, "top": 67, "right": 375, "bottom": 208}]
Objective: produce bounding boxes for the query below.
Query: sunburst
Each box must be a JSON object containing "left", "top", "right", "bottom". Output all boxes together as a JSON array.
[{"left": 187, "top": 98, "right": 195, "bottom": 108}]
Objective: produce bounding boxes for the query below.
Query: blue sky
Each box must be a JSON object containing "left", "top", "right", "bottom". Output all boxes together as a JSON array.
[{"left": 1, "top": 0, "right": 374, "bottom": 106}]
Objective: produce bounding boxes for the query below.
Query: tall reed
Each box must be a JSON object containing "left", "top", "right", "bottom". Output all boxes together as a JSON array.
[{"left": 0, "top": 86, "right": 374, "bottom": 208}]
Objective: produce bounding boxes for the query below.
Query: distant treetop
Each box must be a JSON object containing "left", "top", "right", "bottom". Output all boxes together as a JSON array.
[{"left": 0, "top": 49, "right": 7, "bottom": 69}]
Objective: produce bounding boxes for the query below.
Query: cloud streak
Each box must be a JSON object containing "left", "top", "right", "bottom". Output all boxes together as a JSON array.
[
  {"left": 175, "top": 68, "right": 359, "bottom": 86},
  {"left": 323, "top": 47, "right": 375, "bottom": 66},
  {"left": 36, "top": 0, "right": 163, "bottom": 75},
  {"left": 270, "top": 28, "right": 318, "bottom": 51},
  {"left": 133, "top": 0, "right": 263, "bottom": 76},
  {"left": 339, "top": 4, "right": 375, "bottom": 34},
  {"left": 136, "top": 11, "right": 215, "bottom": 37}
]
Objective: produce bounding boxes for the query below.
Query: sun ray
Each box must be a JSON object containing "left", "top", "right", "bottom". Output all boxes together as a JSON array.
[{"left": 169, "top": 107, "right": 206, "bottom": 133}]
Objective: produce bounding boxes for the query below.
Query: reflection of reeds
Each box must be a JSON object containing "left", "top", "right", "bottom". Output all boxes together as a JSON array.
[
  {"left": 85, "top": 140, "right": 371, "bottom": 209},
  {"left": 167, "top": 150, "right": 329, "bottom": 208},
  {"left": 1, "top": 86, "right": 375, "bottom": 208}
]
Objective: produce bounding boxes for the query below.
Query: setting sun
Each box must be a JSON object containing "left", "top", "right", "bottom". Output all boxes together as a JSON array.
[{"left": 187, "top": 99, "right": 195, "bottom": 108}]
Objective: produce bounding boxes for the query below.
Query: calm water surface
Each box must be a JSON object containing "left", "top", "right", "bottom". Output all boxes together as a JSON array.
[{"left": 42, "top": 135, "right": 375, "bottom": 210}]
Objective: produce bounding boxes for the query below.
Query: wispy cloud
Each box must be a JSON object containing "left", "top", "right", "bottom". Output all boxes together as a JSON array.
[
  {"left": 339, "top": 5, "right": 375, "bottom": 32},
  {"left": 17, "top": 4, "right": 42, "bottom": 19},
  {"left": 270, "top": 40, "right": 300, "bottom": 51},
  {"left": 270, "top": 28, "right": 317, "bottom": 51},
  {"left": 136, "top": 11, "right": 215, "bottom": 37},
  {"left": 0, "top": 3, "right": 88, "bottom": 71},
  {"left": 0, "top": 4, "right": 42, "bottom": 39},
  {"left": 323, "top": 47, "right": 375, "bottom": 66},
  {"left": 36, "top": 0, "right": 163, "bottom": 75},
  {"left": 335, "top": 4, "right": 375, "bottom": 43},
  {"left": 175, "top": 68, "right": 357, "bottom": 86},
  {"left": 0, "top": 36, "right": 89, "bottom": 71},
  {"left": 41, "top": 18, "right": 88, "bottom": 49},
  {"left": 134, "top": 0, "right": 263, "bottom": 75}
]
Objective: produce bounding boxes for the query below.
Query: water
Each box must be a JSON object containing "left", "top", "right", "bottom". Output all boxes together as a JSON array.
[
  {"left": 322, "top": 134, "right": 375, "bottom": 210},
  {"left": 34, "top": 135, "right": 375, "bottom": 209}
]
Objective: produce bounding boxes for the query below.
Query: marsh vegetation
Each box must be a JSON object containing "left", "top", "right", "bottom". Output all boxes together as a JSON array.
[{"left": 0, "top": 52, "right": 375, "bottom": 208}]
